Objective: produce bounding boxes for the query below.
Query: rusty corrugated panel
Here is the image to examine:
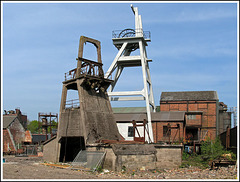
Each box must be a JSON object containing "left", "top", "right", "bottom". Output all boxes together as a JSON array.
[{"left": 25, "top": 130, "right": 32, "bottom": 143}]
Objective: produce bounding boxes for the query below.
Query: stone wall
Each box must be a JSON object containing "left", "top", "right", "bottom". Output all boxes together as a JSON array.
[
  {"left": 154, "top": 144, "right": 182, "bottom": 169},
  {"left": 116, "top": 154, "right": 156, "bottom": 171}
]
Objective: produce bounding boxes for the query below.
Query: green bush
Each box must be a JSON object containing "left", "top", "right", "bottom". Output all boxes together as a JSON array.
[{"left": 180, "top": 137, "right": 236, "bottom": 169}]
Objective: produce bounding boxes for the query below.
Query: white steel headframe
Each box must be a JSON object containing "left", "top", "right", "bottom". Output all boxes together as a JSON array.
[{"left": 105, "top": 5, "right": 156, "bottom": 143}]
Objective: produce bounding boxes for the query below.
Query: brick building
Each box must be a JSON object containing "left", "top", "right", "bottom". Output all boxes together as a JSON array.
[
  {"left": 3, "top": 111, "right": 32, "bottom": 154},
  {"left": 159, "top": 91, "right": 230, "bottom": 142},
  {"left": 113, "top": 91, "right": 231, "bottom": 144},
  {"left": 3, "top": 108, "right": 28, "bottom": 129},
  {"left": 114, "top": 110, "right": 185, "bottom": 143}
]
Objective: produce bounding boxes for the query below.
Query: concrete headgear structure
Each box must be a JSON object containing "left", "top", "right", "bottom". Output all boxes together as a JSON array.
[{"left": 44, "top": 36, "right": 122, "bottom": 162}]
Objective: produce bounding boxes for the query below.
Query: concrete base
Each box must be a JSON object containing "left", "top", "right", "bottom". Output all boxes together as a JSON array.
[
  {"left": 86, "top": 143, "right": 183, "bottom": 171},
  {"left": 43, "top": 141, "right": 183, "bottom": 170}
]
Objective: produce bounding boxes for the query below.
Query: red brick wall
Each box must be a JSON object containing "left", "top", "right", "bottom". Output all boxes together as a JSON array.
[
  {"left": 3, "top": 129, "right": 16, "bottom": 153},
  {"left": 186, "top": 114, "right": 202, "bottom": 126},
  {"left": 152, "top": 122, "right": 184, "bottom": 143},
  {"left": 160, "top": 100, "right": 217, "bottom": 140}
]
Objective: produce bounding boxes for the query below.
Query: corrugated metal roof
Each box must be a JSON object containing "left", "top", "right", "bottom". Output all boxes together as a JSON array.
[
  {"left": 25, "top": 130, "right": 32, "bottom": 143},
  {"left": 32, "top": 134, "right": 48, "bottom": 143},
  {"left": 151, "top": 111, "right": 185, "bottom": 121},
  {"left": 114, "top": 111, "right": 185, "bottom": 122},
  {"left": 3, "top": 116, "right": 18, "bottom": 128},
  {"left": 160, "top": 91, "right": 218, "bottom": 101},
  {"left": 112, "top": 107, "right": 147, "bottom": 113},
  {"left": 114, "top": 113, "right": 147, "bottom": 121}
]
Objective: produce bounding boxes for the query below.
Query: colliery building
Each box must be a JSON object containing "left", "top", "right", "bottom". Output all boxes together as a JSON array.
[
  {"left": 3, "top": 109, "right": 32, "bottom": 154},
  {"left": 114, "top": 91, "right": 231, "bottom": 145}
]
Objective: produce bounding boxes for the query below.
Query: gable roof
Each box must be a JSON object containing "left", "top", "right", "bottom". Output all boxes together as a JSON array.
[
  {"left": 3, "top": 116, "right": 18, "bottom": 129},
  {"left": 160, "top": 91, "right": 218, "bottom": 102}
]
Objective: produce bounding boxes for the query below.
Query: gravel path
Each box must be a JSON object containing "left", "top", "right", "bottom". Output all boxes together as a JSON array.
[{"left": 2, "top": 155, "right": 238, "bottom": 180}]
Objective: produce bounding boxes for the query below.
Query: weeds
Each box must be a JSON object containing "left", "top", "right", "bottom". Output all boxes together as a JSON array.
[
  {"left": 180, "top": 137, "right": 236, "bottom": 169},
  {"left": 95, "top": 166, "right": 103, "bottom": 173}
]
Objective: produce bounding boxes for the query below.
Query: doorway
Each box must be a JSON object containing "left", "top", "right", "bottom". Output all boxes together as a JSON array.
[{"left": 59, "top": 136, "right": 85, "bottom": 162}]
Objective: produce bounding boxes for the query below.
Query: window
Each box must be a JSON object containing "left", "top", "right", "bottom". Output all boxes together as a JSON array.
[
  {"left": 128, "top": 126, "right": 134, "bottom": 137},
  {"left": 187, "top": 115, "right": 196, "bottom": 120},
  {"left": 163, "top": 126, "right": 171, "bottom": 137}
]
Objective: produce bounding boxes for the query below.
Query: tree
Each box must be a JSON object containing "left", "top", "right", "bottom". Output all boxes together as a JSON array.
[{"left": 27, "top": 120, "right": 39, "bottom": 134}]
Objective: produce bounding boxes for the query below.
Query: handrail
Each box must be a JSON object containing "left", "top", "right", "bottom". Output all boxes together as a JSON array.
[
  {"left": 65, "top": 99, "right": 80, "bottom": 109},
  {"left": 112, "top": 28, "right": 151, "bottom": 40}
]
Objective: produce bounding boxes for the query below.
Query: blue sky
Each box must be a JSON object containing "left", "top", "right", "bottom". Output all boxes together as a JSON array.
[{"left": 2, "top": 1, "right": 238, "bottom": 122}]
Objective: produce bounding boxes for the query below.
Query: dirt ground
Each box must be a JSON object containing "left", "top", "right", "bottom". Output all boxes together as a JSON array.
[{"left": 2, "top": 155, "right": 238, "bottom": 180}]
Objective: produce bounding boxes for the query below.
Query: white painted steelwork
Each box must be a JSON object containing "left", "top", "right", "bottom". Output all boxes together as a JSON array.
[{"left": 105, "top": 5, "right": 156, "bottom": 143}]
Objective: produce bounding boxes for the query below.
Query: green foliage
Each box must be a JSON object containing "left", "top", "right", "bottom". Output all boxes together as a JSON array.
[
  {"left": 200, "top": 137, "right": 225, "bottom": 161},
  {"left": 121, "top": 165, "right": 126, "bottom": 172},
  {"left": 180, "top": 152, "right": 208, "bottom": 169},
  {"left": 95, "top": 166, "right": 103, "bottom": 173},
  {"left": 27, "top": 120, "right": 58, "bottom": 134},
  {"left": 27, "top": 120, "right": 39, "bottom": 134},
  {"left": 180, "top": 137, "right": 236, "bottom": 169}
]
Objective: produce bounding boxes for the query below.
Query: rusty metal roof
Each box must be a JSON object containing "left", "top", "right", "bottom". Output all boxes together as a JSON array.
[
  {"left": 3, "top": 115, "right": 19, "bottom": 128},
  {"left": 160, "top": 91, "right": 218, "bottom": 102},
  {"left": 114, "top": 111, "right": 185, "bottom": 122},
  {"left": 25, "top": 130, "right": 32, "bottom": 143}
]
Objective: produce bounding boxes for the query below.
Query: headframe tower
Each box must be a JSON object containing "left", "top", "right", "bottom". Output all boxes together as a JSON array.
[{"left": 105, "top": 5, "right": 156, "bottom": 143}]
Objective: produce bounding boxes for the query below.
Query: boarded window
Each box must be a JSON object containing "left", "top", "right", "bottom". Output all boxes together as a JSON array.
[
  {"left": 128, "top": 126, "right": 134, "bottom": 137},
  {"left": 163, "top": 126, "right": 171, "bottom": 137},
  {"left": 187, "top": 115, "right": 196, "bottom": 120}
]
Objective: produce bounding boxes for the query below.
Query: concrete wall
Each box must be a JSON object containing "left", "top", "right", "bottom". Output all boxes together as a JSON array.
[
  {"left": 58, "top": 109, "right": 84, "bottom": 137},
  {"left": 43, "top": 137, "right": 58, "bottom": 163},
  {"left": 218, "top": 112, "right": 231, "bottom": 134},
  {"left": 57, "top": 79, "right": 121, "bottom": 145},
  {"left": 86, "top": 144, "right": 183, "bottom": 171}
]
